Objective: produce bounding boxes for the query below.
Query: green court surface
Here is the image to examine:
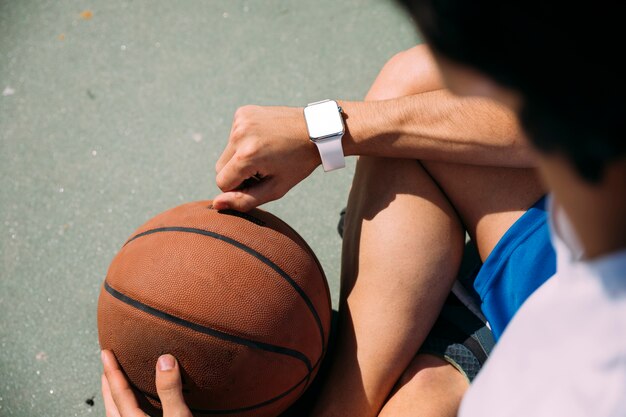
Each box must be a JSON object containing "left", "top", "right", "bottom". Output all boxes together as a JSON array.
[{"left": 0, "top": 1, "right": 418, "bottom": 416}]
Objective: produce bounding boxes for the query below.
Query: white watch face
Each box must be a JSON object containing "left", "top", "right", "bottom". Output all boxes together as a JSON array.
[{"left": 304, "top": 100, "right": 345, "bottom": 141}]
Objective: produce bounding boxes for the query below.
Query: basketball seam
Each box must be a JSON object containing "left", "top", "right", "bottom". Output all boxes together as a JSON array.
[
  {"left": 104, "top": 281, "right": 312, "bottom": 372},
  {"left": 124, "top": 226, "right": 327, "bottom": 351},
  {"left": 275, "top": 217, "right": 332, "bottom": 312}
]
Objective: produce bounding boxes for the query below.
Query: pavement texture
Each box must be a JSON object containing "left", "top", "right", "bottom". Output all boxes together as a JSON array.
[{"left": 0, "top": 1, "right": 419, "bottom": 416}]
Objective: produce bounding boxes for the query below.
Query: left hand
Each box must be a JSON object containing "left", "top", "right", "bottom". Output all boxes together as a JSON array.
[{"left": 101, "top": 350, "right": 192, "bottom": 417}]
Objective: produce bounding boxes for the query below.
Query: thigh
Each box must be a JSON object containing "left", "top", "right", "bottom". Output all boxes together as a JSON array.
[{"left": 421, "top": 161, "right": 546, "bottom": 261}]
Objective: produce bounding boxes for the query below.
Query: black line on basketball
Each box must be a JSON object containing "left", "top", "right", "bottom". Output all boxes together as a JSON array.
[
  {"left": 123, "top": 226, "right": 326, "bottom": 351},
  {"left": 104, "top": 281, "right": 312, "bottom": 372}
]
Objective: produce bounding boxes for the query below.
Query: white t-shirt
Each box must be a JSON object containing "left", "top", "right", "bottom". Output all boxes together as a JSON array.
[{"left": 459, "top": 199, "right": 626, "bottom": 417}]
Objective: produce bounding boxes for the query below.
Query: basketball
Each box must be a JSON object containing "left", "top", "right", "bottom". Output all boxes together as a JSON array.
[{"left": 97, "top": 201, "right": 331, "bottom": 416}]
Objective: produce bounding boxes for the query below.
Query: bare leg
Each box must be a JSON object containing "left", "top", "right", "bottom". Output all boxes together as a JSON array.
[
  {"left": 421, "top": 162, "right": 544, "bottom": 259},
  {"left": 311, "top": 46, "right": 467, "bottom": 417},
  {"left": 311, "top": 45, "right": 544, "bottom": 417},
  {"left": 379, "top": 355, "right": 468, "bottom": 417},
  {"left": 311, "top": 156, "right": 465, "bottom": 417},
  {"left": 373, "top": 164, "right": 543, "bottom": 417}
]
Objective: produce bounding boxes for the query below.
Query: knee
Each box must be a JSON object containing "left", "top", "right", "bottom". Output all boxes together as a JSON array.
[
  {"left": 368, "top": 45, "right": 440, "bottom": 100},
  {"left": 385, "top": 45, "right": 432, "bottom": 75}
]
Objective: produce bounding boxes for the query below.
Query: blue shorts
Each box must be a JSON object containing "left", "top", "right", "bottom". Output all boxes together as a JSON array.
[{"left": 473, "top": 196, "right": 556, "bottom": 340}]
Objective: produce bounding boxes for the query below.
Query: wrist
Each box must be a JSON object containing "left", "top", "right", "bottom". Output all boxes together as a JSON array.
[
  {"left": 336, "top": 100, "right": 358, "bottom": 157},
  {"left": 336, "top": 100, "right": 392, "bottom": 157}
]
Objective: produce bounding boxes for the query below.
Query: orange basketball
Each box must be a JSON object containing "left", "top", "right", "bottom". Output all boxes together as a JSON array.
[{"left": 97, "top": 201, "right": 331, "bottom": 416}]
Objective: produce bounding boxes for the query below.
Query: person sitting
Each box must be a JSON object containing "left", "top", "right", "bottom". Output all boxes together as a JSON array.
[{"left": 102, "top": 41, "right": 558, "bottom": 416}]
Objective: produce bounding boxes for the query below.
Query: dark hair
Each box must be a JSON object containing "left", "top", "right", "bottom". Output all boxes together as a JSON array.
[{"left": 396, "top": 0, "right": 626, "bottom": 182}]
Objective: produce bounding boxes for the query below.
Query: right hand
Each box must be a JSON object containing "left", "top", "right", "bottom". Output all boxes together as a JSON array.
[{"left": 213, "top": 105, "right": 321, "bottom": 212}]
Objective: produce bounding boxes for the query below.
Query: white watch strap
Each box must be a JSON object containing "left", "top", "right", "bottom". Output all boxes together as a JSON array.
[{"left": 315, "top": 135, "right": 345, "bottom": 172}]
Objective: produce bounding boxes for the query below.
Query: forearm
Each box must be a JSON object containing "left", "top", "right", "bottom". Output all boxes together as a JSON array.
[
  {"left": 340, "top": 92, "right": 537, "bottom": 168},
  {"left": 212, "top": 46, "right": 536, "bottom": 213}
]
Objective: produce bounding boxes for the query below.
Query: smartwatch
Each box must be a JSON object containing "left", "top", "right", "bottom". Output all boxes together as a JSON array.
[{"left": 303, "top": 99, "right": 346, "bottom": 172}]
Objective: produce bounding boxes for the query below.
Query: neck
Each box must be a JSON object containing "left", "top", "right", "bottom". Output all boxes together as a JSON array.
[{"left": 544, "top": 157, "right": 626, "bottom": 259}]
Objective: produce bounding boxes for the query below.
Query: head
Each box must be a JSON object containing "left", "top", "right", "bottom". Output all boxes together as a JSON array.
[{"left": 396, "top": 0, "right": 626, "bottom": 183}]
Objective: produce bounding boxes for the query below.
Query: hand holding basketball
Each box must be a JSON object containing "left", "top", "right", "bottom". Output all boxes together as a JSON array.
[
  {"left": 213, "top": 105, "right": 320, "bottom": 212},
  {"left": 102, "top": 350, "right": 192, "bottom": 417}
]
